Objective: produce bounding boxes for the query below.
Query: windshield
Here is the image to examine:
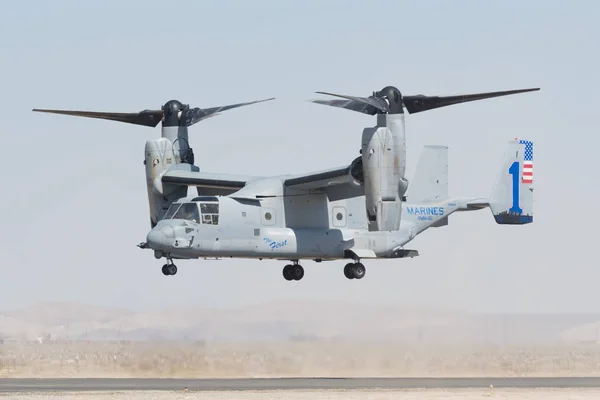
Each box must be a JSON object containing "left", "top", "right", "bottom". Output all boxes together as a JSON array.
[
  {"left": 161, "top": 201, "right": 219, "bottom": 225},
  {"left": 173, "top": 203, "right": 201, "bottom": 223},
  {"left": 162, "top": 203, "right": 181, "bottom": 220}
]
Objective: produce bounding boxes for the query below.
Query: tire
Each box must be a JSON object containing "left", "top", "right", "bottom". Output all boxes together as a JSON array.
[{"left": 351, "top": 263, "right": 365, "bottom": 279}]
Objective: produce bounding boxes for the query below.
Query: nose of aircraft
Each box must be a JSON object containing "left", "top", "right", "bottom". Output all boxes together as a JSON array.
[
  {"left": 146, "top": 229, "right": 163, "bottom": 249},
  {"left": 146, "top": 223, "right": 175, "bottom": 250}
]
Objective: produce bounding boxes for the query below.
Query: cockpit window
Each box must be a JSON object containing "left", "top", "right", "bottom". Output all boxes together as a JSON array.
[
  {"left": 173, "top": 203, "right": 200, "bottom": 223},
  {"left": 162, "top": 203, "right": 181, "bottom": 220},
  {"left": 200, "top": 203, "right": 218, "bottom": 214},
  {"left": 162, "top": 201, "right": 218, "bottom": 225},
  {"left": 200, "top": 202, "right": 219, "bottom": 225}
]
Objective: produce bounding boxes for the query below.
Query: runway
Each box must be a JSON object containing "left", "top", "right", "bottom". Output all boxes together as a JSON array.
[{"left": 2, "top": 377, "right": 600, "bottom": 392}]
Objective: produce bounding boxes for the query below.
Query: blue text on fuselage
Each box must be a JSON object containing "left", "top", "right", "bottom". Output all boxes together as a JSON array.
[
  {"left": 263, "top": 237, "right": 288, "bottom": 250},
  {"left": 406, "top": 206, "right": 445, "bottom": 221}
]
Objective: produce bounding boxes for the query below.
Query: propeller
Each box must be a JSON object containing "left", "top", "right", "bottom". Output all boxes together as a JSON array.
[
  {"left": 310, "top": 86, "right": 540, "bottom": 115},
  {"left": 32, "top": 97, "right": 276, "bottom": 128}
]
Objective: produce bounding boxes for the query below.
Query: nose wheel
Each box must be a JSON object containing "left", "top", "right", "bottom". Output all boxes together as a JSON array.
[
  {"left": 344, "top": 262, "right": 365, "bottom": 279},
  {"left": 283, "top": 263, "right": 304, "bottom": 281},
  {"left": 162, "top": 261, "right": 177, "bottom": 276}
]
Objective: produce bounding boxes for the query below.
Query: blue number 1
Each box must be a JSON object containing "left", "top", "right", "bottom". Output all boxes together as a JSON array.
[{"left": 508, "top": 161, "right": 522, "bottom": 214}]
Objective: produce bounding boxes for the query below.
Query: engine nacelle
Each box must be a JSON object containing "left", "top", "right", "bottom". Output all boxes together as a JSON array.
[
  {"left": 361, "top": 113, "right": 407, "bottom": 232},
  {"left": 348, "top": 156, "right": 364, "bottom": 187},
  {"left": 144, "top": 138, "right": 187, "bottom": 227}
]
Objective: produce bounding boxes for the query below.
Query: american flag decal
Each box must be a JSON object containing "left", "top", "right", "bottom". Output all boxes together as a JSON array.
[{"left": 519, "top": 139, "right": 533, "bottom": 184}]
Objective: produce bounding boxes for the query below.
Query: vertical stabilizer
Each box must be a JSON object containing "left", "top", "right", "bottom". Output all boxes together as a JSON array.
[
  {"left": 489, "top": 139, "right": 534, "bottom": 224},
  {"left": 407, "top": 145, "right": 449, "bottom": 203},
  {"left": 406, "top": 144, "right": 449, "bottom": 227}
]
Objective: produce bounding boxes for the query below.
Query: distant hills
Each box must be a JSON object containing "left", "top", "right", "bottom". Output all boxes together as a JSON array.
[{"left": 1, "top": 300, "right": 599, "bottom": 344}]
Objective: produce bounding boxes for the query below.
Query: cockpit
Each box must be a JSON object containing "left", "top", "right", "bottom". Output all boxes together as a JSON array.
[{"left": 161, "top": 196, "right": 219, "bottom": 225}]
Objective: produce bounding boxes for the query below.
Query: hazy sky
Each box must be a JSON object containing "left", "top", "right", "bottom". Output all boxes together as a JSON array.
[{"left": 1, "top": 0, "right": 598, "bottom": 314}]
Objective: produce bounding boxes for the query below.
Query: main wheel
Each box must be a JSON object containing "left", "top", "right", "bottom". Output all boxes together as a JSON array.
[
  {"left": 344, "top": 263, "right": 354, "bottom": 279},
  {"left": 351, "top": 263, "right": 365, "bottom": 279},
  {"left": 168, "top": 264, "right": 177, "bottom": 275},
  {"left": 291, "top": 264, "right": 304, "bottom": 280},
  {"left": 162, "top": 264, "right": 170, "bottom": 276},
  {"left": 282, "top": 264, "right": 294, "bottom": 281}
]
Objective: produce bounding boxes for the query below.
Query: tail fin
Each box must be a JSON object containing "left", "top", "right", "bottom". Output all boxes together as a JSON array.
[
  {"left": 489, "top": 139, "right": 534, "bottom": 224},
  {"left": 407, "top": 145, "right": 449, "bottom": 203},
  {"left": 406, "top": 145, "right": 449, "bottom": 227}
]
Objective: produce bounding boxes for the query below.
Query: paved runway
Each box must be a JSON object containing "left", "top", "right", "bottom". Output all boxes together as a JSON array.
[{"left": 2, "top": 377, "right": 600, "bottom": 392}]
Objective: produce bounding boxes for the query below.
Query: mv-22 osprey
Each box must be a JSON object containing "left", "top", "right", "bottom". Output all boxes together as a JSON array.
[{"left": 33, "top": 86, "right": 538, "bottom": 280}]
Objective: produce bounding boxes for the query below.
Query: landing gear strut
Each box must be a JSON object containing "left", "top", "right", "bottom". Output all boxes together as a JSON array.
[
  {"left": 283, "top": 262, "right": 304, "bottom": 281},
  {"left": 344, "top": 262, "right": 365, "bottom": 279},
  {"left": 162, "top": 259, "right": 177, "bottom": 276}
]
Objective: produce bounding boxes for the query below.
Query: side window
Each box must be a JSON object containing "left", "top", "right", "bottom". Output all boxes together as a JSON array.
[
  {"left": 200, "top": 202, "right": 219, "bottom": 225},
  {"left": 173, "top": 203, "right": 200, "bottom": 223},
  {"left": 332, "top": 206, "right": 347, "bottom": 227},
  {"left": 261, "top": 207, "right": 275, "bottom": 226}
]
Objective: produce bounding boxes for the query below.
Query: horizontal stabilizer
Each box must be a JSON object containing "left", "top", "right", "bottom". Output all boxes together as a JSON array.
[
  {"left": 465, "top": 200, "right": 489, "bottom": 210},
  {"left": 430, "top": 216, "right": 448, "bottom": 227}
]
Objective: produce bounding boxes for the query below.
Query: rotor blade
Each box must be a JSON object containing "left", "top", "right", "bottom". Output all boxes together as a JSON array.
[
  {"left": 314, "top": 91, "right": 389, "bottom": 113},
  {"left": 31, "top": 108, "right": 164, "bottom": 127},
  {"left": 402, "top": 88, "right": 540, "bottom": 114},
  {"left": 183, "top": 97, "right": 275, "bottom": 126},
  {"left": 308, "top": 99, "right": 380, "bottom": 115}
]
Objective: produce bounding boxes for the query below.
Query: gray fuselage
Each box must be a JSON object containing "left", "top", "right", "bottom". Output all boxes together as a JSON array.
[{"left": 145, "top": 194, "right": 472, "bottom": 261}]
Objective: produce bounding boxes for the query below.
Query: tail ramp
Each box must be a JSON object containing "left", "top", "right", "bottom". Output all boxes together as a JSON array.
[
  {"left": 406, "top": 145, "right": 449, "bottom": 227},
  {"left": 489, "top": 139, "right": 534, "bottom": 224}
]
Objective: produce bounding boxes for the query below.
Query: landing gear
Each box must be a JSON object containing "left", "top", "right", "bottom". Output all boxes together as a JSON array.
[
  {"left": 344, "top": 262, "right": 365, "bottom": 279},
  {"left": 162, "top": 259, "right": 177, "bottom": 276},
  {"left": 283, "top": 263, "right": 304, "bottom": 281}
]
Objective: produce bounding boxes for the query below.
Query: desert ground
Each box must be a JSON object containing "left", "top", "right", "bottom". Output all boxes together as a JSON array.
[
  {"left": 1, "top": 340, "right": 600, "bottom": 378},
  {"left": 2, "top": 301, "right": 600, "bottom": 378},
  {"left": 5, "top": 389, "right": 600, "bottom": 400},
  {"left": 2, "top": 302, "right": 600, "bottom": 397}
]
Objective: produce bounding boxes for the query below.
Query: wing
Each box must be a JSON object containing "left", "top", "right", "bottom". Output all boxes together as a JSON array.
[
  {"left": 283, "top": 156, "right": 364, "bottom": 201},
  {"left": 159, "top": 157, "right": 364, "bottom": 200},
  {"left": 162, "top": 169, "right": 259, "bottom": 196}
]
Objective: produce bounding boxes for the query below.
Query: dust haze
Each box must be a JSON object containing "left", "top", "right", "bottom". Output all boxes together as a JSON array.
[
  {"left": 8, "top": 389, "right": 600, "bottom": 400},
  {"left": 2, "top": 301, "right": 600, "bottom": 378}
]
